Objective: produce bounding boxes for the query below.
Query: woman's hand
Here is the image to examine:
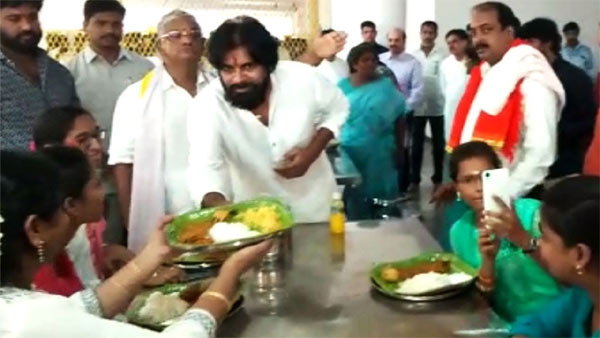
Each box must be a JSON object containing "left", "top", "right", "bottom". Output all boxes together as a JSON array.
[
  {"left": 144, "top": 265, "right": 187, "bottom": 287},
  {"left": 102, "top": 244, "right": 135, "bottom": 278},
  {"left": 220, "top": 240, "right": 274, "bottom": 278},
  {"left": 483, "top": 197, "right": 532, "bottom": 249},
  {"left": 137, "top": 216, "right": 179, "bottom": 266},
  {"left": 478, "top": 226, "right": 500, "bottom": 261},
  {"left": 429, "top": 182, "right": 457, "bottom": 205}
]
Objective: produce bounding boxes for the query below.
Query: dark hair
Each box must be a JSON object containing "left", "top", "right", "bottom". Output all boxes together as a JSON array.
[
  {"left": 473, "top": 1, "right": 520, "bottom": 30},
  {"left": 33, "top": 106, "right": 93, "bottom": 149},
  {"left": 445, "top": 29, "right": 469, "bottom": 41},
  {"left": 361, "top": 21, "right": 376, "bottom": 30},
  {"left": 208, "top": 16, "right": 278, "bottom": 73},
  {"left": 466, "top": 23, "right": 471, "bottom": 32},
  {"left": 562, "top": 22, "right": 580, "bottom": 34},
  {"left": 347, "top": 42, "right": 377, "bottom": 73},
  {"left": 0, "top": 150, "right": 63, "bottom": 285},
  {"left": 518, "top": 18, "right": 561, "bottom": 54},
  {"left": 421, "top": 21, "right": 438, "bottom": 32},
  {"left": 84, "top": 0, "right": 125, "bottom": 21},
  {"left": 541, "top": 176, "right": 599, "bottom": 261},
  {"left": 321, "top": 28, "right": 335, "bottom": 36},
  {"left": 38, "top": 147, "right": 92, "bottom": 201},
  {"left": 0, "top": 0, "right": 43, "bottom": 10},
  {"left": 449, "top": 141, "right": 502, "bottom": 181}
]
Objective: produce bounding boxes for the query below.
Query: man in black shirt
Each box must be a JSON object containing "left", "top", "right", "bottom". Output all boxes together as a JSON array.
[
  {"left": 519, "top": 18, "right": 597, "bottom": 178},
  {"left": 360, "top": 21, "right": 388, "bottom": 55}
]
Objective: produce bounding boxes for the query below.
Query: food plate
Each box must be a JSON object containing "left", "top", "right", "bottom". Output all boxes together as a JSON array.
[
  {"left": 370, "top": 252, "right": 477, "bottom": 302},
  {"left": 126, "top": 279, "right": 243, "bottom": 331},
  {"left": 170, "top": 251, "right": 230, "bottom": 269},
  {"left": 165, "top": 197, "right": 294, "bottom": 253}
]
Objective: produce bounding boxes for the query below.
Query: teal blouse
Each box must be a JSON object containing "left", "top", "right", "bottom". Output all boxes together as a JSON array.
[
  {"left": 450, "top": 198, "right": 562, "bottom": 321},
  {"left": 511, "top": 287, "right": 600, "bottom": 337}
]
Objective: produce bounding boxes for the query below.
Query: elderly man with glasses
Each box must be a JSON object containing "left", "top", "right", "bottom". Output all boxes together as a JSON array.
[{"left": 108, "top": 10, "right": 347, "bottom": 252}]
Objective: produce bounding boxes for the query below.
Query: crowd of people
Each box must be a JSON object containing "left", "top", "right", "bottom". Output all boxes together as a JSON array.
[{"left": 0, "top": 0, "right": 599, "bottom": 336}]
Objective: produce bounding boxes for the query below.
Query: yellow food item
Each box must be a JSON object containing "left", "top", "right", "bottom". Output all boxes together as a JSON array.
[
  {"left": 381, "top": 266, "right": 400, "bottom": 282},
  {"left": 235, "top": 206, "right": 281, "bottom": 233}
]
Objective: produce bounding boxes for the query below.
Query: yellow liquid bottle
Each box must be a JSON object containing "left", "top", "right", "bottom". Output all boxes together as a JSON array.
[{"left": 329, "top": 192, "right": 345, "bottom": 234}]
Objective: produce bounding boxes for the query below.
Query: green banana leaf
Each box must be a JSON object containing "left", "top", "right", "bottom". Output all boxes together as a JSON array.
[
  {"left": 370, "top": 252, "right": 477, "bottom": 296},
  {"left": 165, "top": 197, "right": 294, "bottom": 252}
]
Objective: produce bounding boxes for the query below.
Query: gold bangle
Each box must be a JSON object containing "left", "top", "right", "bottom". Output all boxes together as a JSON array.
[{"left": 201, "top": 291, "right": 232, "bottom": 311}]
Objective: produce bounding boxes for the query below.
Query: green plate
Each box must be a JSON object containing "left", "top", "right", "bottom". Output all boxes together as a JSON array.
[
  {"left": 370, "top": 252, "right": 477, "bottom": 301},
  {"left": 165, "top": 197, "right": 294, "bottom": 253},
  {"left": 126, "top": 279, "right": 243, "bottom": 331}
]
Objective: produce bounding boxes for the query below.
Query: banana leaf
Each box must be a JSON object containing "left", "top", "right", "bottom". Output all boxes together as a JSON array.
[{"left": 165, "top": 197, "right": 294, "bottom": 252}]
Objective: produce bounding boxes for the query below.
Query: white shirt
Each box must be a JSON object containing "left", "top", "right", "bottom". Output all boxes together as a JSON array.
[
  {"left": 316, "top": 56, "right": 349, "bottom": 85},
  {"left": 188, "top": 61, "right": 349, "bottom": 223},
  {"left": 439, "top": 55, "right": 468, "bottom": 140},
  {"left": 65, "top": 226, "right": 101, "bottom": 289},
  {"left": 412, "top": 46, "right": 447, "bottom": 116},
  {"left": 108, "top": 68, "right": 210, "bottom": 215},
  {"left": 460, "top": 65, "right": 560, "bottom": 198},
  {"left": 379, "top": 51, "right": 424, "bottom": 111},
  {"left": 0, "top": 288, "right": 216, "bottom": 337},
  {"left": 66, "top": 47, "right": 154, "bottom": 145}
]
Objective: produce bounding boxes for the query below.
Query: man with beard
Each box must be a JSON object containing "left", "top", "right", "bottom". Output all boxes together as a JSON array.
[
  {"left": 109, "top": 13, "right": 347, "bottom": 251},
  {"left": 0, "top": 0, "right": 79, "bottom": 149},
  {"left": 446, "top": 2, "right": 565, "bottom": 198},
  {"left": 66, "top": 0, "right": 153, "bottom": 147},
  {"left": 188, "top": 16, "right": 349, "bottom": 222}
]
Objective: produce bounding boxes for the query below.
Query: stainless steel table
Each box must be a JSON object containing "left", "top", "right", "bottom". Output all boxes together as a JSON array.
[{"left": 218, "top": 219, "right": 506, "bottom": 337}]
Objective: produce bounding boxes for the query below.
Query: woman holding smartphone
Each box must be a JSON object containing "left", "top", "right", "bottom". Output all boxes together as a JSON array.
[{"left": 448, "top": 141, "right": 561, "bottom": 321}]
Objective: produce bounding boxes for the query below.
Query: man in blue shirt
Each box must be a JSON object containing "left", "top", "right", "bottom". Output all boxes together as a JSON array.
[{"left": 561, "top": 21, "right": 595, "bottom": 79}]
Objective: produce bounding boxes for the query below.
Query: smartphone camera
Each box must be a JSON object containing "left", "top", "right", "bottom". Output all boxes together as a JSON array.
[{"left": 485, "top": 172, "right": 491, "bottom": 178}]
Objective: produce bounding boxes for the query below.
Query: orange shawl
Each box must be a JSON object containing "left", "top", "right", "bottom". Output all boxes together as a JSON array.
[{"left": 446, "top": 40, "right": 527, "bottom": 162}]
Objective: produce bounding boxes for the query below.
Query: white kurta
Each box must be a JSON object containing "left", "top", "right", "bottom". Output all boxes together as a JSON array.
[
  {"left": 458, "top": 45, "right": 564, "bottom": 198},
  {"left": 0, "top": 288, "right": 215, "bottom": 337},
  {"left": 439, "top": 55, "right": 468, "bottom": 140},
  {"left": 188, "top": 61, "right": 349, "bottom": 223},
  {"left": 109, "top": 70, "right": 209, "bottom": 215},
  {"left": 315, "top": 56, "right": 350, "bottom": 85}
]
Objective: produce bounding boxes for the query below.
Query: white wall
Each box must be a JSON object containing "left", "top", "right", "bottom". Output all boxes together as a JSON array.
[
  {"left": 434, "top": 0, "right": 600, "bottom": 71},
  {"left": 329, "top": 0, "right": 406, "bottom": 59}
]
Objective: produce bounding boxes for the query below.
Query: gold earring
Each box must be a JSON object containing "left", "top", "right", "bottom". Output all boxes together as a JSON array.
[
  {"left": 37, "top": 240, "right": 46, "bottom": 263},
  {"left": 575, "top": 265, "right": 584, "bottom": 276}
]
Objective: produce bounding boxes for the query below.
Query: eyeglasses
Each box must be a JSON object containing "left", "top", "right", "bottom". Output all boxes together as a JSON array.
[
  {"left": 159, "top": 29, "right": 203, "bottom": 41},
  {"left": 69, "top": 128, "right": 106, "bottom": 150}
]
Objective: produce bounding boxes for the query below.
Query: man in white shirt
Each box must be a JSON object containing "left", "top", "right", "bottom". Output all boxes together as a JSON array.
[
  {"left": 439, "top": 29, "right": 470, "bottom": 141},
  {"left": 316, "top": 28, "right": 349, "bottom": 84},
  {"left": 446, "top": 2, "right": 564, "bottom": 198},
  {"left": 188, "top": 16, "right": 349, "bottom": 223},
  {"left": 379, "top": 28, "right": 423, "bottom": 193},
  {"left": 108, "top": 10, "right": 211, "bottom": 252},
  {"left": 410, "top": 21, "right": 447, "bottom": 193},
  {"left": 66, "top": 0, "right": 154, "bottom": 146}
]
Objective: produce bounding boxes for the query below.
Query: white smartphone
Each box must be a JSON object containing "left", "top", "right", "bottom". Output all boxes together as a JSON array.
[{"left": 482, "top": 168, "right": 510, "bottom": 213}]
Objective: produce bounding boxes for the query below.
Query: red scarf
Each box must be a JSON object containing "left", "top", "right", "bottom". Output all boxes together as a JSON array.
[
  {"left": 33, "top": 251, "right": 83, "bottom": 296},
  {"left": 446, "top": 39, "right": 526, "bottom": 162}
]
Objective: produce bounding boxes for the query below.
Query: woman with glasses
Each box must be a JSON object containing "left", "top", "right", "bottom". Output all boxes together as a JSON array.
[
  {"left": 32, "top": 106, "right": 184, "bottom": 296},
  {"left": 448, "top": 141, "right": 561, "bottom": 321}
]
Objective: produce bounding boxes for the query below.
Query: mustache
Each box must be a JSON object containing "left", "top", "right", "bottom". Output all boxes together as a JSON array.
[
  {"left": 229, "top": 83, "right": 256, "bottom": 91},
  {"left": 16, "top": 30, "right": 39, "bottom": 39},
  {"left": 100, "top": 34, "right": 119, "bottom": 40},
  {"left": 474, "top": 42, "right": 489, "bottom": 50}
]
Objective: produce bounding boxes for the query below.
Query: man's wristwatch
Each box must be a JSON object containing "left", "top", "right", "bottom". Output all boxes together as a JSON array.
[{"left": 522, "top": 237, "right": 539, "bottom": 254}]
